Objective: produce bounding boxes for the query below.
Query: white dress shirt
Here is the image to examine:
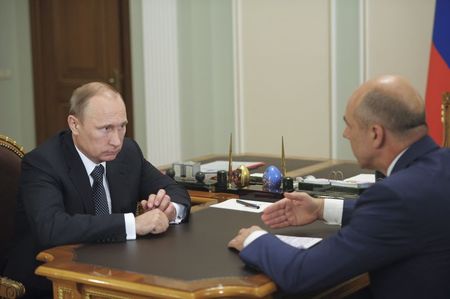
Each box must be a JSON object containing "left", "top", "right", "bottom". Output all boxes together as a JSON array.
[
  {"left": 243, "top": 149, "right": 408, "bottom": 248},
  {"left": 75, "top": 146, "right": 185, "bottom": 240}
]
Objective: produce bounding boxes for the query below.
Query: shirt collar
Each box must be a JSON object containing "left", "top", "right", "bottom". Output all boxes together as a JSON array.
[
  {"left": 386, "top": 147, "right": 408, "bottom": 177},
  {"left": 74, "top": 146, "right": 106, "bottom": 176}
]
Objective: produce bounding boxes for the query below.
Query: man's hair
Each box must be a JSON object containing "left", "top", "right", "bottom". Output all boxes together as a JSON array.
[
  {"left": 69, "top": 82, "right": 121, "bottom": 119},
  {"left": 354, "top": 88, "right": 426, "bottom": 134}
]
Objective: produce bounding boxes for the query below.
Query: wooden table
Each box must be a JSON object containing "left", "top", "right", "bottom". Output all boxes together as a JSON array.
[{"left": 36, "top": 207, "right": 369, "bottom": 299}]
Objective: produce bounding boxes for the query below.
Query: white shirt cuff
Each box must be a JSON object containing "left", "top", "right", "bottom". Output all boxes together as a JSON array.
[
  {"left": 170, "top": 202, "right": 186, "bottom": 224},
  {"left": 244, "top": 230, "right": 268, "bottom": 248},
  {"left": 124, "top": 213, "right": 136, "bottom": 240},
  {"left": 323, "top": 198, "right": 343, "bottom": 225}
]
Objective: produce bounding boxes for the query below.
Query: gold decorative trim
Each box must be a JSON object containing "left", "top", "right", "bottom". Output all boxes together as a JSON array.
[
  {"left": 0, "top": 135, "right": 25, "bottom": 158},
  {"left": 441, "top": 92, "right": 450, "bottom": 148},
  {"left": 84, "top": 288, "right": 130, "bottom": 299},
  {"left": 0, "top": 276, "right": 26, "bottom": 298},
  {"left": 57, "top": 286, "right": 73, "bottom": 299}
]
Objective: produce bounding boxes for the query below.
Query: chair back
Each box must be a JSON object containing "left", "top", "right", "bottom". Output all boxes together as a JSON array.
[{"left": 0, "top": 135, "right": 24, "bottom": 273}]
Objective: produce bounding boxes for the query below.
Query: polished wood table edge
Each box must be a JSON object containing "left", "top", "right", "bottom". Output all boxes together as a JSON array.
[
  {"left": 311, "top": 273, "right": 369, "bottom": 299},
  {"left": 189, "top": 190, "right": 237, "bottom": 204},
  {"left": 35, "top": 245, "right": 277, "bottom": 299}
]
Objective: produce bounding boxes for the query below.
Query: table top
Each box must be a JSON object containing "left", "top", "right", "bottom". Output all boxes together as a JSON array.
[{"left": 36, "top": 207, "right": 340, "bottom": 298}]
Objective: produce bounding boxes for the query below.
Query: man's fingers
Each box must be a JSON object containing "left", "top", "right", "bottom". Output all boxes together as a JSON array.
[
  {"left": 153, "top": 189, "right": 166, "bottom": 207},
  {"left": 146, "top": 194, "right": 156, "bottom": 209},
  {"left": 228, "top": 235, "right": 243, "bottom": 251},
  {"left": 163, "top": 203, "right": 176, "bottom": 221},
  {"left": 158, "top": 195, "right": 171, "bottom": 211},
  {"left": 146, "top": 189, "right": 168, "bottom": 210}
]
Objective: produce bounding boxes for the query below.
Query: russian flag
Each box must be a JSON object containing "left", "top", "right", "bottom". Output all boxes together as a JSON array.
[{"left": 425, "top": 0, "right": 450, "bottom": 145}]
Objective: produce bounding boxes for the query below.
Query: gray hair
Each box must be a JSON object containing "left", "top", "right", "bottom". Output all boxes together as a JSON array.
[
  {"left": 69, "top": 82, "right": 121, "bottom": 119},
  {"left": 354, "top": 88, "right": 426, "bottom": 134}
]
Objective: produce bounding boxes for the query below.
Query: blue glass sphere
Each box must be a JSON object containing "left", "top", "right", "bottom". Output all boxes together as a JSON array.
[{"left": 262, "top": 165, "right": 283, "bottom": 192}]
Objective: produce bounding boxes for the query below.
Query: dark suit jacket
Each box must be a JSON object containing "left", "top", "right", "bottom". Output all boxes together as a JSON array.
[
  {"left": 4, "top": 130, "right": 191, "bottom": 296},
  {"left": 241, "top": 135, "right": 450, "bottom": 299}
]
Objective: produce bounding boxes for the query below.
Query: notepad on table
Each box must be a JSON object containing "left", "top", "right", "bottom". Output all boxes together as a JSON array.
[{"left": 210, "top": 198, "right": 272, "bottom": 213}]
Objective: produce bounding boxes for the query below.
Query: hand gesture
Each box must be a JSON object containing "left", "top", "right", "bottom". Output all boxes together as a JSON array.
[
  {"left": 261, "top": 192, "right": 324, "bottom": 228},
  {"left": 135, "top": 209, "right": 169, "bottom": 235},
  {"left": 141, "top": 189, "right": 176, "bottom": 221}
]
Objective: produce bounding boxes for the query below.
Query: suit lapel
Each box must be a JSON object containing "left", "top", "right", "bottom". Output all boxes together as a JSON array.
[
  {"left": 106, "top": 159, "right": 129, "bottom": 213},
  {"left": 61, "top": 131, "right": 95, "bottom": 214}
]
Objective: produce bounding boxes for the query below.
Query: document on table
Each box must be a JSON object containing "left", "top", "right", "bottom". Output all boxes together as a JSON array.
[
  {"left": 210, "top": 198, "right": 272, "bottom": 213},
  {"left": 211, "top": 199, "right": 322, "bottom": 248},
  {"left": 276, "top": 235, "right": 322, "bottom": 249},
  {"left": 200, "top": 161, "right": 265, "bottom": 173},
  {"left": 330, "top": 173, "right": 375, "bottom": 189}
]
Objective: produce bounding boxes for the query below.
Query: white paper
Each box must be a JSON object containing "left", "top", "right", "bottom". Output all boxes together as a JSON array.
[
  {"left": 200, "top": 161, "right": 265, "bottom": 173},
  {"left": 330, "top": 173, "right": 375, "bottom": 188},
  {"left": 344, "top": 173, "right": 375, "bottom": 183},
  {"left": 276, "top": 235, "right": 322, "bottom": 249},
  {"left": 210, "top": 198, "right": 272, "bottom": 213}
]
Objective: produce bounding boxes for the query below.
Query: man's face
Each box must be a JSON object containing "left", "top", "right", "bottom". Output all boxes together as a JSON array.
[
  {"left": 342, "top": 96, "right": 374, "bottom": 169},
  {"left": 70, "top": 93, "right": 127, "bottom": 163}
]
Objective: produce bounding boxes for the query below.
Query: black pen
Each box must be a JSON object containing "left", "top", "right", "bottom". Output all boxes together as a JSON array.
[{"left": 236, "top": 199, "right": 260, "bottom": 209}]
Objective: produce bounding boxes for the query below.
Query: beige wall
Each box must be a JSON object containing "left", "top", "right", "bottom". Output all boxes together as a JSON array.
[
  {"left": 0, "top": 0, "right": 436, "bottom": 161},
  {"left": 235, "top": 0, "right": 434, "bottom": 160},
  {"left": 238, "top": 0, "right": 331, "bottom": 158},
  {"left": 366, "top": 0, "right": 435, "bottom": 96}
]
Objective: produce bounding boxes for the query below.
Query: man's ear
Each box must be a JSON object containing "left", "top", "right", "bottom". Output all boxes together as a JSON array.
[
  {"left": 371, "top": 124, "right": 385, "bottom": 149},
  {"left": 67, "top": 115, "right": 79, "bottom": 135}
]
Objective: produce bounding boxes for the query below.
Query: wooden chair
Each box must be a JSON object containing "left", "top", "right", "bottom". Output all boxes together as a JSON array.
[
  {"left": 0, "top": 135, "right": 26, "bottom": 298},
  {"left": 441, "top": 92, "right": 450, "bottom": 148}
]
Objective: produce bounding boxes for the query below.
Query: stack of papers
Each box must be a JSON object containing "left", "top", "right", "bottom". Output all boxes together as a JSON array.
[
  {"left": 330, "top": 174, "right": 375, "bottom": 189},
  {"left": 200, "top": 161, "right": 265, "bottom": 173},
  {"left": 301, "top": 177, "right": 331, "bottom": 185},
  {"left": 299, "top": 174, "right": 375, "bottom": 189}
]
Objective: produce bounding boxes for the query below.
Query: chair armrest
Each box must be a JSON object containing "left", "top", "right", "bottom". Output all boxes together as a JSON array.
[{"left": 0, "top": 276, "right": 26, "bottom": 298}]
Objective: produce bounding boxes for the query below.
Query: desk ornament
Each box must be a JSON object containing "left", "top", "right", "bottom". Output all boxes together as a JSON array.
[
  {"left": 166, "top": 164, "right": 216, "bottom": 192},
  {"left": 227, "top": 133, "right": 233, "bottom": 189},
  {"left": 262, "top": 165, "right": 283, "bottom": 192},
  {"left": 226, "top": 133, "right": 250, "bottom": 189},
  {"left": 232, "top": 165, "right": 250, "bottom": 188},
  {"left": 215, "top": 170, "right": 228, "bottom": 192},
  {"left": 282, "top": 176, "right": 294, "bottom": 192},
  {"left": 280, "top": 136, "right": 294, "bottom": 192}
]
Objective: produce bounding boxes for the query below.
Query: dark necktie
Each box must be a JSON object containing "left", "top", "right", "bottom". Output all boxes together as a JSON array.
[{"left": 91, "top": 165, "right": 110, "bottom": 215}]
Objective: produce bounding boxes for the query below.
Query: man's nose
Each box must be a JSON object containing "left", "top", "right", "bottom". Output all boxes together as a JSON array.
[
  {"left": 342, "top": 129, "right": 349, "bottom": 139},
  {"left": 110, "top": 129, "right": 122, "bottom": 146}
]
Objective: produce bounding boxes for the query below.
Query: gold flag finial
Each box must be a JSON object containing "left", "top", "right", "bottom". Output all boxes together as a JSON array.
[
  {"left": 442, "top": 92, "right": 450, "bottom": 148},
  {"left": 281, "top": 136, "right": 286, "bottom": 177},
  {"left": 228, "top": 133, "right": 233, "bottom": 188}
]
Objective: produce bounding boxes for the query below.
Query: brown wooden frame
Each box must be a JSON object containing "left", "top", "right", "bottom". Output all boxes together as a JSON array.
[{"left": 29, "top": 0, "right": 134, "bottom": 144}]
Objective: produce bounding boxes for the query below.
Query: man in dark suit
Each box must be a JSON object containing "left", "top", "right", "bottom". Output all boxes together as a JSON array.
[
  {"left": 229, "top": 75, "right": 450, "bottom": 298},
  {"left": 4, "top": 82, "right": 191, "bottom": 298}
]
